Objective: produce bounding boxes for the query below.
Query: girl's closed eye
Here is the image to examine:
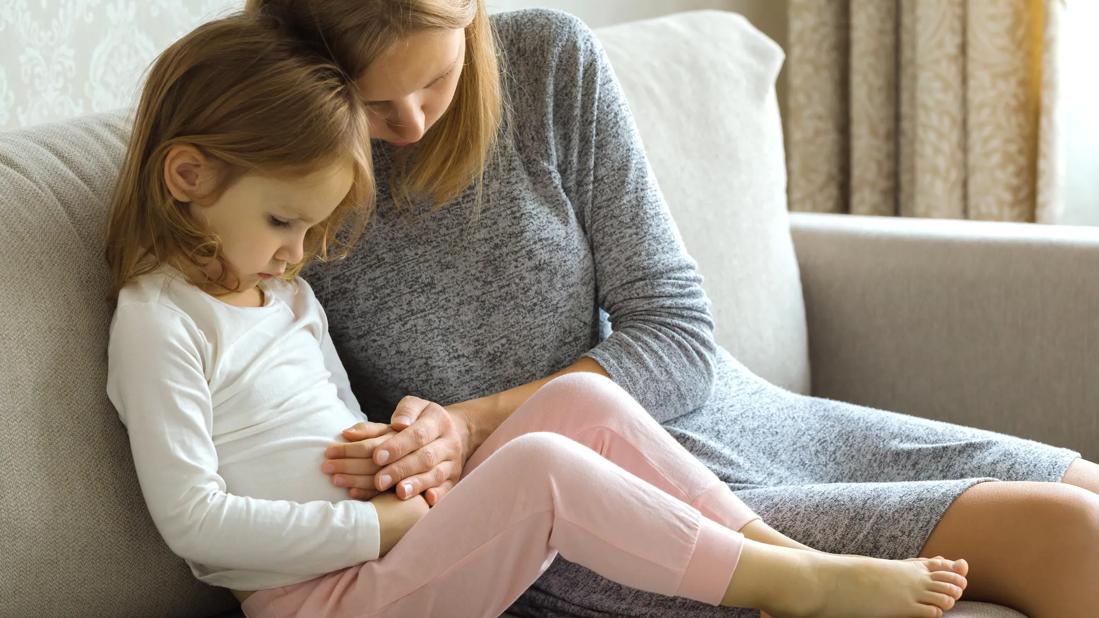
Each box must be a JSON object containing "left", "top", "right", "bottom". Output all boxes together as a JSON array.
[{"left": 268, "top": 215, "right": 291, "bottom": 228}]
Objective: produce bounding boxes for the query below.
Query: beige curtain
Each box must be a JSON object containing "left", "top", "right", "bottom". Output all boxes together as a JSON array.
[{"left": 786, "top": 0, "right": 1063, "bottom": 222}]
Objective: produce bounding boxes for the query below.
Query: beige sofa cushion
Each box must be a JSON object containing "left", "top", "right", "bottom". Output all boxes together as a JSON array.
[
  {"left": 597, "top": 11, "right": 811, "bottom": 394},
  {"left": 0, "top": 113, "right": 235, "bottom": 616}
]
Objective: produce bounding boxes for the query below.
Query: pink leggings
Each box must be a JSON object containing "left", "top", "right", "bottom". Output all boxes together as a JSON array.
[{"left": 242, "top": 373, "right": 760, "bottom": 617}]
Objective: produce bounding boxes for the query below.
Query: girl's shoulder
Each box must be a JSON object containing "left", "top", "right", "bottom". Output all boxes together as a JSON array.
[
  {"left": 115, "top": 266, "right": 186, "bottom": 311},
  {"left": 110, "top": 267, "right": 206, "bottom": 352}
]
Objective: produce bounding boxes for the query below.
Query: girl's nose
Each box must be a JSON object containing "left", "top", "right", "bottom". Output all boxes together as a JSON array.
[{"left": 278, "top": 234, "right": 305, "bottom": 265}]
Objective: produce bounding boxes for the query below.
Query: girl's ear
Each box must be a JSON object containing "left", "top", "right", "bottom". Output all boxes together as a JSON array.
[{"left": 164, "top": 144, "right": 215, "bottom": 205}]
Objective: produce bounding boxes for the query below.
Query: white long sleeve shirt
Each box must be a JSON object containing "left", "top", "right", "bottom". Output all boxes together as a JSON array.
[{"left": 106, "top": 266, "right": 380, "bottom": 590}]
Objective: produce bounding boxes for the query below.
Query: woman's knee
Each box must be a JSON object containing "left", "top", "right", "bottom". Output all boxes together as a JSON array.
[
  {"left": 927, "top": 481, "right": 1099, "bottom": 562},
  {"left": 1020, "top": 483, "right": 1099, "bottom": 538}
]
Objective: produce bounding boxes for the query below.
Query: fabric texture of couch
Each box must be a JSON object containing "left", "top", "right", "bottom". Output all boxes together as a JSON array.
[{"left": 6, "top": 8, "right": 1093, "bottom": 617}]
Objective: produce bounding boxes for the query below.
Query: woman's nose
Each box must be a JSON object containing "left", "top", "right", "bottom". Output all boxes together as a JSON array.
[{"left": 389, "top": 97, "right": 426, "bottom": 143}]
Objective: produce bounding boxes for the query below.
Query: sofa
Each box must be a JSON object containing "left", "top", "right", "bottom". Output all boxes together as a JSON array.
[{"left": 3, "top": 9, "right": 1093, "bottom": 617}]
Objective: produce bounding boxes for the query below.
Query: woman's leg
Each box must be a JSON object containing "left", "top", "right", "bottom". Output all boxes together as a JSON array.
[
  {"left": 1061, "top": 457, "right": 1099, "bottom": 494},
  {"left": 463, "top": 374, "right": 809, "bottom": 550},
  {"left": 245, "top": 432, "right": 964, "bottom": 618},
  {"left": 920, "top": 478, "right": 1099, "bottom": 617}
]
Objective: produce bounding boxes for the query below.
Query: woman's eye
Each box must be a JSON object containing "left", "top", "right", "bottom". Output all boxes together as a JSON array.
[{"left": 268, "top": 216, "right": 291, "bottom": 228}]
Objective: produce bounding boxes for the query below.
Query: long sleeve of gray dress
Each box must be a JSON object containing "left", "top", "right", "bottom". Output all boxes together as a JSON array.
[{"left": 508, "top": 10, "right": 719, "bottom": 420}]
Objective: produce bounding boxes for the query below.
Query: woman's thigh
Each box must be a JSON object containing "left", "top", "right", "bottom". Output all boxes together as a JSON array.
[
  {"left": 666, "top": 369, "right": 1078, "bottom": 489},
  {"left": 661, "top": 354, "right": 1081, "bottom": 557}
]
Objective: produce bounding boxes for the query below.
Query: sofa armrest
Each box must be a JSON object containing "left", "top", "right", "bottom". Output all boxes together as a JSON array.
[{"left": 789, "top": 212, "right": 1099, "bottom": 461}]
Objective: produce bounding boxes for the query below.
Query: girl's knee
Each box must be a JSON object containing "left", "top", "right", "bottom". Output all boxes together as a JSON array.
[
  {"left": 538, "top": 373, "right": 644, "bottom": 425},
  {"left": 541, "top": 372, "right": 621, "bottom": 399},
  {"left": 494, "top": 432, "right": 587, "bottom": 472}
]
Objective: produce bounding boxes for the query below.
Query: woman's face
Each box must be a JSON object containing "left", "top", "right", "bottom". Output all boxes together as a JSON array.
[{"left": 356, "top": 27, "right": 466, "bottom": 147}]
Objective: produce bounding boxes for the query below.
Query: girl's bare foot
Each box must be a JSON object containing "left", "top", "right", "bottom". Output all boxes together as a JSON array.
[{"left": 723, "top": 539, "right": 967, "bottom": 618}]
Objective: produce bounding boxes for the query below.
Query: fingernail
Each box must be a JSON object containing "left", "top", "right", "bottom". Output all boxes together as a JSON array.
[
  {"left": 378, "top": 474, "right": 391, "bottom": 489},
  {"left": 321, "top": 462, "right": 334, "bottom": 473},
  {"left": 333, "top": 475, "right": 345, "bottom": 487},
  {"left": 400, "top": 482, "right": 413, "bottom": 496},
  {"left": 375, "top": 450, "right": 390, "bottom": 464},
  {"left": 393, "top": 416, "right": 412, "bottom": 426}
]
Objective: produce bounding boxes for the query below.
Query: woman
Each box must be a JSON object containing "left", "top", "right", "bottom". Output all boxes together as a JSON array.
[{"left": 247, "top": 1, "right": 1099, "bottom": 615}]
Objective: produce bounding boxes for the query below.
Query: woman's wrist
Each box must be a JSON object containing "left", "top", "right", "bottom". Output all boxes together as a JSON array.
[{"left": 447, "top": 395, "right": 501, "bottom": 455}]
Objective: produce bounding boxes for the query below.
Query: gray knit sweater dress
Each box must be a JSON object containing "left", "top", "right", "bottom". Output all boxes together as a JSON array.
[{"left": 306, "top": 9, "right": 1080, "bottom": 617}]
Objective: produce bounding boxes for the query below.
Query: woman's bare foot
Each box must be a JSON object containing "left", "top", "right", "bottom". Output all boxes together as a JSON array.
[{"left": 723, "top": 539, "right": 967, "bottom": 618}]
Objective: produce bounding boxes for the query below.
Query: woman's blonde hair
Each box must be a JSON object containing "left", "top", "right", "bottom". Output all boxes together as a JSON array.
[
  {"left": 244, "top": 0, "right": 503, "bottom": 208},
  {"left": 104, "top": 12, "right": 373, "bottom": 301}
]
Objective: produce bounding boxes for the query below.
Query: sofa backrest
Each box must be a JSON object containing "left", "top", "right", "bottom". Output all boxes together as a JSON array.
[
  {"left": 0, "top": 113, "right": 235, "bottom": 616},
  {"left": 0, "top": 10, "right": 806, "bottom": 617},
  {"left": 597, "top": 11, "right": 810, "bottom": 393}
]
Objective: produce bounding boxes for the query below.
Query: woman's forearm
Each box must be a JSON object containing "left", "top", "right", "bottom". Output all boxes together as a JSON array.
[{"left": 452, "top": 356, "right": 609, "bottom": 453}]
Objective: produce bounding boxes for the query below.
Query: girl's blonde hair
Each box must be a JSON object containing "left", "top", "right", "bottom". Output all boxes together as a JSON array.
[
  {"left": 104, "top": 12, "right": 373, "bottom": 301},
  {"left": 244, "top": 0, "right": 503, "bottom": 208}
]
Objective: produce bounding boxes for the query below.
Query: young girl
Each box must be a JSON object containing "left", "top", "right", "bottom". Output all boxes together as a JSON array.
[{"left": 104, "top": 11, "right": 968, "bottom": 618}]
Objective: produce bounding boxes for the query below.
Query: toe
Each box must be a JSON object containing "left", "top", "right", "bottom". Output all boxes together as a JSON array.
[
  {"left": 952, "top": 558, "right": 969, "bottom": 577},
  {"left": 919, "top": 591, "right": 957, "bottom": 611},
  {"left": 914, "top": 603, "right": 944, "bottom": 618},
  {"left": 930, "top": 569, "right": 967, "bottom": 591},
  {"left": 929, "top": 579, "right": 964, "bottom": 600},
  {"left": 920, "top": 556, "right": 957, "bottom": 573}
]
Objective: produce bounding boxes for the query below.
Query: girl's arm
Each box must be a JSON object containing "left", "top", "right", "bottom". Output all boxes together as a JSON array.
[{"left": 107, "top": 303, "right": 382, "bottom": 583}]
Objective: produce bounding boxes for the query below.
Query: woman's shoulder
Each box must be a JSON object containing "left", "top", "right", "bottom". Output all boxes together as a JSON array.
[
  {"left": 491, "top": 7, "right": 593, "bottom": 44},
  {"left": 491, "top": 8, "right": 600, "bottom": 70},
  {"left": 491, "top": 8, "right": 607, "bottom": 129}
]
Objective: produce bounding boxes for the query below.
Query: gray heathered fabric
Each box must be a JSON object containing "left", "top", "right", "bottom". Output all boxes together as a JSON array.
[{"left": 307, "top": 9, "right": 1080, "bottom": 617}]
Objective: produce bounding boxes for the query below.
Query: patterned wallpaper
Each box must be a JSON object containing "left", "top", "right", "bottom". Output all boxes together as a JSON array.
[
  {"left": 0, "top": 0, "right": 241, "bottom": 130},
  {"left": 0, "top": 0, "right": 785, "bottom": 132}
]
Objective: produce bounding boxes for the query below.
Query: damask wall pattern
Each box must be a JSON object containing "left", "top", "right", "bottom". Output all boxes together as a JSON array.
[{"left": 0, "top": 0, "right": 240, "bottom": 130}]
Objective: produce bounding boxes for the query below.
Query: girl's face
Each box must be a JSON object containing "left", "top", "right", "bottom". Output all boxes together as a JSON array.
[
  {"left": 168, "top": 152, "right": 355, "bottom": 298},
  {"left": 356, "top": 27, "right": 466, "bottom": 146}
]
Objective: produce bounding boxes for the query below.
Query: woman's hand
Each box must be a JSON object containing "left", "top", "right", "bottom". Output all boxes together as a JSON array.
[
  {"left": 322, "top": 421, "right": 397, "bottom": 501},
  {"left": 340, "top": 396, "right": 476, "bottom": 506}
]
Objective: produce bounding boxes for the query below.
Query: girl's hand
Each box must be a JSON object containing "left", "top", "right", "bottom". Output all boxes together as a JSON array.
[
  {"left": 323, "top": 421, "right": 397, "bottom": 500},
  {"left": 343, "top": 396, "right": 474, "bottom": 506}
]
